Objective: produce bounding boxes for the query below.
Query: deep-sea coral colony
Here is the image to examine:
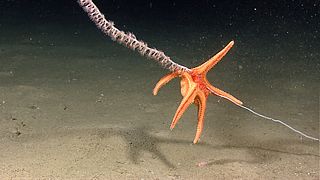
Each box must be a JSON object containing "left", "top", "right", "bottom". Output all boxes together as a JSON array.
[{"left": 78, "top": 0, "right": 319, "bottom": 143}]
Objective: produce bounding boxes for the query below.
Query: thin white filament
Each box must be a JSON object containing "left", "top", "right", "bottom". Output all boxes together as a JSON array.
[
  {"left": 211, "top": 89, "right": 319, "bottom": 142},
  {"left": 238, "top": 104, "right": 320, "bottom": 142}
]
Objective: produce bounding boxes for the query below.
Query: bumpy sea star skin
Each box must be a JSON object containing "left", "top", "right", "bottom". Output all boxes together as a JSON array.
[{"left": 153, "top": 41, "right": 243, "bottom": 144}]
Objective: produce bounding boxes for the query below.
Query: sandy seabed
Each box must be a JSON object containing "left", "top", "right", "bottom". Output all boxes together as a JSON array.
[{"left": 0, "top": 21, "right": 319, "bottom": 179}]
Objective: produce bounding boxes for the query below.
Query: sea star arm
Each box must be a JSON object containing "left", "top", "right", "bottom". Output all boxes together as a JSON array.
[
  {"left": 153, "top": 72, "right": 179, "bottom": 95},
  {"left": 193, "top": 91, "right": 207, "bottom": 143},
  {"left": 170, "top": 75, "right": 198, "bottom": 130},
  {"left": 194, "top": 41, "right": 234, "bottom": 74},
  {"left": 205, "top": 78, "right": 243, "bottom": 105}
]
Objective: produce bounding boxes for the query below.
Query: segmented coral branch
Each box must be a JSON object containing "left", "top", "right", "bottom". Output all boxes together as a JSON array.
[{"left": 78, "top": 0, "right": 191, "bottom": 72}]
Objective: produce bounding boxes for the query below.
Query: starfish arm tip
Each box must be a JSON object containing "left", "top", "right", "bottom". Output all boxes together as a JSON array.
[
  {"left": 227, "top": 40, "right": 234, "bottom": 49},
  {"left": 152, "top": 89, "right": 158, "bottom": 96},
  {"left": 153, "top": 72, "right": 179, "bottom": 96},
  {"left": 230, "top": 97, "right": 243, "bottom": 106}
]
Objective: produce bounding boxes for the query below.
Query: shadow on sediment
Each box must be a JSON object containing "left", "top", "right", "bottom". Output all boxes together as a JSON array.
[
  {"left": 16, "top": 123, "right": 319, "bottom": 169},
  {"left": 93, "top": 125, "right": 320, "bottom": 168},
  {"left": 93, "top": 125, "right": 210, "bottom": 169}
]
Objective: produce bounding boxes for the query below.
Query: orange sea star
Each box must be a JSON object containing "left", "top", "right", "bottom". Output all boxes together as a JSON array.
[{"left": 153, "top": 41, "right": 243, "bottom": 143}]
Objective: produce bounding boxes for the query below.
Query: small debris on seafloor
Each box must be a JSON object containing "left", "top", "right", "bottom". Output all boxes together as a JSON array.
[
  {"left": 20, "top": 121, "right": 26, "bottom": 127},
  {"left": 0, "top": 100, "right": 5, "bottom": 106},
  {"left": 12, "top": 128, "right": 21, "bottom": 136},
  {"left": 29, "top": 105, "right": 40, "bottom": 110},
  {"left": 0, "top": 71, "right": 14, "bottom": 77},
  {"left": 11, "top": 117, "right": 17, "bottom": 121},
  {"left": 15, "top": 130, "right": 21, "bottom": 136},
  {"left": 197, "top": 161, "right": 209, "bottom": 167},
  {"left": 96, "top": 93, "right": 104, "bottom": 102}
]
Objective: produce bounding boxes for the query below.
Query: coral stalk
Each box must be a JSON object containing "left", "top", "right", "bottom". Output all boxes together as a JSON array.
[{"left": 78, "top": 0, "right": 191, "bottom": 73}]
